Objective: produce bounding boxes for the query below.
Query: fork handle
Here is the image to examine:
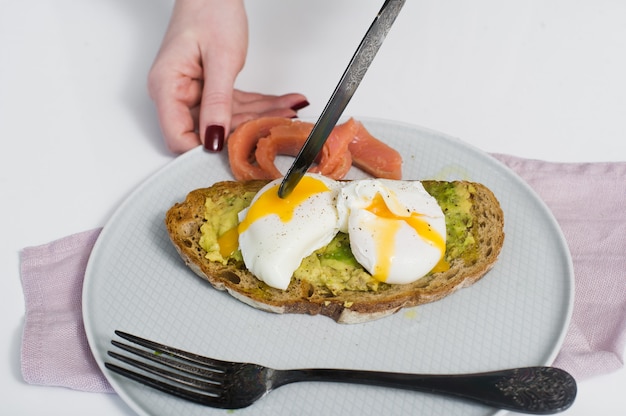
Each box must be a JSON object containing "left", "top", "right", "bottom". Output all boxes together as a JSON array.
[{"left": 273, "top": 366, "right": 576, "bottom": 414}]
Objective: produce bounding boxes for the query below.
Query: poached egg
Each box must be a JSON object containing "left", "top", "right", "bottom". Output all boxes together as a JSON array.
[
  {"left": 237, "top": 174, "right": 447, "bottom": 290},
  {"left": 237, "top": 174, "right": 341, "bottom": 290},
  {"left": 336, "top": 179, "right": 447, "bottom": 284}
]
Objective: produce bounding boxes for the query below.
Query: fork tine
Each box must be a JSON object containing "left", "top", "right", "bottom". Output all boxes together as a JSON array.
[
  {"left": 107, "top": 331, "right": 264, "bottom": 410},
  {"left": 110, "top": 340, "right": 225, "bottom": 383},
  {"left": 104, "top": 361, "right": 223, "bottom": 406},
  {"left": 114, "top": 330, "right": 229, "bottom": 371},
  {"left": 106, "top": 332, "right": 236, "bottom": 407},
  {"left": 107, "top": 350, "right": 224, "bottom": 392}
]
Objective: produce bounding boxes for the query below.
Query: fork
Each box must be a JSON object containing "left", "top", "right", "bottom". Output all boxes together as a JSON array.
[{"left": 105, "top": 330, "right": 576, "bottom": 414}]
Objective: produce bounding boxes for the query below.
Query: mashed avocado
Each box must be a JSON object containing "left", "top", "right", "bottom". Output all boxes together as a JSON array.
[
  {"left": 293, "top": 233, "right": 388, "bottom": 296},
  {"left": 199, "top": 181, "right": 478, "bottom": 293},
  {"left": 199, "top": 190, "right": 256, "bottom": 264},
  {"left": 422, "top": 181, "right": 478, "bottom": 266}
]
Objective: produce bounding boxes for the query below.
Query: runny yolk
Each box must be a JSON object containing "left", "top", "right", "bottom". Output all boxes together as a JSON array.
[
  {"left": 238, "top": 176, "right": 331, "bottom": 234},
  {"left": 366, "top": 193, "right": 447, "bottom": 281},
  {"left": 217, "top": 226, "right": 239, "bottom": 258}
]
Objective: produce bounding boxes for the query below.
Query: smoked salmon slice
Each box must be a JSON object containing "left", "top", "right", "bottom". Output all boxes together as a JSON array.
[
  {"left": 254, "top": 121, "right": 312, "bottom": 179},
  {"left": 227, "top": 117, "right": 402, "bottom": 181},
  {"left": 227, "top": 117, "right": 292, "bottom": 181},
  {"left": 310, "top": 118, "right": 356, "bottom": 179},
  {"left": 350, "top": 120, "right": 403, "bottom": 180}
]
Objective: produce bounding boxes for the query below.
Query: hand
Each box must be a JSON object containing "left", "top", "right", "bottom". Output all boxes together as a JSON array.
[{"left": 148, "top": 0, "right": 309, "bottom": 154}]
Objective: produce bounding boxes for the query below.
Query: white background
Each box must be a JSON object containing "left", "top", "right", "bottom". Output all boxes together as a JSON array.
[{"left": 1, "top": 0, "right": 625, "bottom": 414}]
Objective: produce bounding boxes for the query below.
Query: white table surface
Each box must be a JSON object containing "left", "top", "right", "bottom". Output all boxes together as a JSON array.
[{"left": 2, "top": 1, "right": 625, "bottom": 414}]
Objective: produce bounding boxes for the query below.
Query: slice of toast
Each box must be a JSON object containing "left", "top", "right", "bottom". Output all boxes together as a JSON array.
[{"left": 165, "top": 180, "right": 504, "bottom": 324}]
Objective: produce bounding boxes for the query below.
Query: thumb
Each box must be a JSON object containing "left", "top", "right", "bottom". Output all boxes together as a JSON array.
[
  {"left": 199, "top": 77, "right": 234, "bottom": 152},
  {"left": 199, "top": 61, "right": 238, "bottom": 152},
  {"left": 199, "top": 19, "right": 247, "bottom": 153},
  {"left": 197, "top": 0, "right": 248, "bottom": 153}
]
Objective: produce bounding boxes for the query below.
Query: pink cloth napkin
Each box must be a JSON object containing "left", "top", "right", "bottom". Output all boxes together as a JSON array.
[
  {"left": 19, "top": 154, "right": 626, "bottom": 393},
  {"left": 494, "top": 154, "right": 626, "bottom": 379},
  {"left": 20, "top": 227, "right": 115, "bottom": 393}
]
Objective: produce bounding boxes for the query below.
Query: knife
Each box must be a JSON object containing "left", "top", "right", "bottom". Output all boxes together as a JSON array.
[{"left": 278, "top": 0, "right": 406, "bottom": 198}]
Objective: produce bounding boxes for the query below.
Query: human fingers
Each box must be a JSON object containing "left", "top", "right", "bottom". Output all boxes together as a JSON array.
[
  {"left": 148, "top": 64, "right": 204, "bottom": 154},
  {"left": 228, "top": 90, "right": 310, "bottom": 131},
  {"left": 197, "top": 1, "right": 248, "bottom": 152},
  {"left": 147, "top": 0, "right": 213, "bottom": 153},
  {"left": 232, "top": 90, "right": 309, "bottom": 115}
]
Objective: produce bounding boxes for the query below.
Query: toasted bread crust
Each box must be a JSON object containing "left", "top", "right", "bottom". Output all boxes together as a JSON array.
[{"left": 165, "top": 180, "right": 504, "bottom": 323}]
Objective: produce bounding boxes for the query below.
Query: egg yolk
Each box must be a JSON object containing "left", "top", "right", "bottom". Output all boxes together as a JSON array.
[
  {"left": 217, "top": 226, "right": 239, "bottom": 258},
  {"left": 238, "top": 176, "right": 331, "bottom": 234},
  {"left": 366, "top": 193, "right": 447, "bottom": 281}
]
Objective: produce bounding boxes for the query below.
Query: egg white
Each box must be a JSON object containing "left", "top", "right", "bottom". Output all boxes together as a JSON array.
[
  {"left": 336, "top": 179, "right": 446, "bottom": 284},
  {"left": 237, "top": 174, "right": 341, "bottom": 290}
]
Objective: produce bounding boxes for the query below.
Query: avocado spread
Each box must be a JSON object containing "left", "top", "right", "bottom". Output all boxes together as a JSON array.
[
  {"left": 199, "top": 181, "right": 478, "bottom": 294},
  {"left": 199, "top": 190, "right": 256, "bottom": 264}
]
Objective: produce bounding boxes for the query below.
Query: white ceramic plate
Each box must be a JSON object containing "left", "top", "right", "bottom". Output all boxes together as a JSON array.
[{"left": 83, "top": 118, "right": 574, "bottom": 416}]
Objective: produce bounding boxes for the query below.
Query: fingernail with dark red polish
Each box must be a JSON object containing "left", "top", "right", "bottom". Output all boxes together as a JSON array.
[
  {"left": 291, "top": 100, "right": 310, "bottom": 111},
  {"left": 204, "top": 125, "right": 224, "bottom": 152}
]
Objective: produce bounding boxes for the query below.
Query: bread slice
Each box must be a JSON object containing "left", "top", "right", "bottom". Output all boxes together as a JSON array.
[{"left": 165, "top": 180, "right": 504, "bottom": 324}]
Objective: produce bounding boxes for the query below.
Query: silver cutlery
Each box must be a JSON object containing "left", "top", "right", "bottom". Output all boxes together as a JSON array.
[
  {"left": 278, "top": 0, "right": 406, "bottom": 198},
  {"left": 105, "top": 330, "right": 576, "bottom": 413}
]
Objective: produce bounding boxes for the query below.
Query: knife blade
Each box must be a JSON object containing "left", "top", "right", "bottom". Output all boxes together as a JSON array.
[{"left": 278, "top": 0, "right": 405, "bottom": 198}]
